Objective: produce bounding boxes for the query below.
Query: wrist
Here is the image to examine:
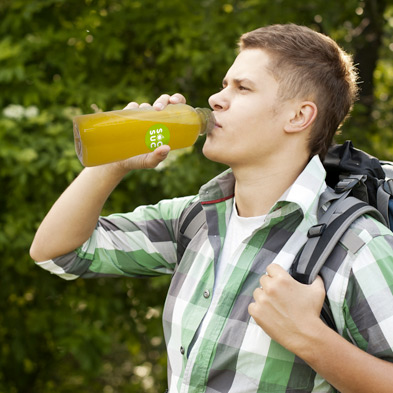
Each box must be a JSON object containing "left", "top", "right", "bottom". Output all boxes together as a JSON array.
[
  {"left": 84, "top": 162, "right": 129, "bottom": 183},
  {"left": 290, "top": 318, "right": 329, "bottom": 363}
]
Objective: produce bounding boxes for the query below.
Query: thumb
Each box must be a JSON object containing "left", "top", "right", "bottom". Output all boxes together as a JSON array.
[
  {"left": 311, "top": 275, "right": 325, "bottom": 291},
  {"left": 310, "top": 275, "right": 326, "bottom": 309},
  {"left": 143, "top": 145, "right": 171, "bottom": 168}
]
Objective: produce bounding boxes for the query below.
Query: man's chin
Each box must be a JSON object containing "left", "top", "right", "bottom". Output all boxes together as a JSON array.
[{"left": 202, "top": 143, "right": 229, "bottom": 166}]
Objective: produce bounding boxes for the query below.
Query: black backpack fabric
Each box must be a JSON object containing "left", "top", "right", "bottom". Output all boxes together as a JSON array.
[{"left": 324, "top": 141, "right": 393, "bottom": 225}]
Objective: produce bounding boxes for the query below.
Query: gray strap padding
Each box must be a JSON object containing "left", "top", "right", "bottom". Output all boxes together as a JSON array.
[
  {"left": 381, "top": 162, "right": 393, "bottom": 180},
  {"left": 295, "top": 195, "right": 386, "bottom": 284},
  {"left": 377, "top": 184, "right": 391, "bottom": 225},
  {"left": 309, "top": 202, "right": 384, "bottom": 283},
  {"left": 339, "top": 228, "right": 365, "bottom": 254}
]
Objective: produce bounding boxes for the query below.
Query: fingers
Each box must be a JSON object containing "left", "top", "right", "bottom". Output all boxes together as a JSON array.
[
  {"left": 259, "top": 271, "right": 270, "bottom": 290},
  {"left": 123, "top": 101, "right": 152, "bottom": 109},
  {"left": 247, "top": 299, "right": 259, "bottom": 319},
  {"left": 123, "top": 101, "right": 139, "bottom": 110},
  {"left": 258, "top": 264, "right": 283, "bottom": 288},
  {"left": 153, "top": 93, "right": 186, "bottom": 110},
  {"left": 124, "top": 94, "right": 186, "bottom": 112},
  {"left": 266, "top": 263, "right": 286, "bottom": 277},
  {"left": 140, "top": 102, "right": 153, "bottom": 108},
  {"left": 257, "top": 264, "right": 290, "bottom": 294},
  {"left": 258, "top": 265, "right": 326, "bottom": 303},
  {"left": 170, "top": 93, "right": 187, "bottom": 104}
]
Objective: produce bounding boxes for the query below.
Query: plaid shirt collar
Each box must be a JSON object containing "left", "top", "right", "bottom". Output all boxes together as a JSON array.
[{"left": 199, "top": 155, "right": 327, "bottom": 221}]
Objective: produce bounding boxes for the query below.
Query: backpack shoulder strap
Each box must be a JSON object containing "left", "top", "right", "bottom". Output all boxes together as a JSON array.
[
  {"left": 176, "top": 201, "right": 205, "bottom": 264},
  {"left": 291, "top": 192, "right": 386, "bottom": 331},
  {"left": 292, "top": 195, "right": 385, "bottom": 285}
]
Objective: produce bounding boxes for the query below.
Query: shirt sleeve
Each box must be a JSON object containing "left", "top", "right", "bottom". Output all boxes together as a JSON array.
[
  {"left": 35, "top": 195, "right": 198, "bottom": 280},
  {"left": 342, "top": 222, "right": 393, "bottom": 361}
]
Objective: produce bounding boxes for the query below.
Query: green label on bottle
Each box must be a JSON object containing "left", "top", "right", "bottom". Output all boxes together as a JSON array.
[{"left": 145, "top": 123, "right": 170, "bottom": 151}]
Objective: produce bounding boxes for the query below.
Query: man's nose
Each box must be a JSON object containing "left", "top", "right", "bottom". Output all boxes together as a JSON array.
[{"left": 208, "top": 89, "right": 229, "bottom": 111}]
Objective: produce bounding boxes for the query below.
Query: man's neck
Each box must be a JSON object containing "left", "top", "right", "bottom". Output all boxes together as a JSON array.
[{"left": 233, "top": 157, "right": 309, "bottom": 217}]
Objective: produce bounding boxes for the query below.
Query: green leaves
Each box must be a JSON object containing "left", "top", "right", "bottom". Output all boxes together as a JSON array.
[{"left": 1, "top": 0, "right": 392, "bottom": 391}]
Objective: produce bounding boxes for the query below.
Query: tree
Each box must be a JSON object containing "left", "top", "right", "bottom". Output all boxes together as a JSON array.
[{"left": 1, "top": 0, "right": 392, "bottom": 391}]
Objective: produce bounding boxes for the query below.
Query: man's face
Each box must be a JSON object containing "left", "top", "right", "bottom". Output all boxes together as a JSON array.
[{"left": 203, "top": 49, "right": 294, "bottom": 169}]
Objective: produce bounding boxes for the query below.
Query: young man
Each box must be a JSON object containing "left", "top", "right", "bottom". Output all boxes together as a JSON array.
[{"left": 30, "top": 24, "right": 393, "bottom": 392}]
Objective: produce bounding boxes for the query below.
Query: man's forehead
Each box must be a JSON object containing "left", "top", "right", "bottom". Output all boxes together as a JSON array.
[{"left": 224, "top": 49, "right": 272, "bottom": 82}]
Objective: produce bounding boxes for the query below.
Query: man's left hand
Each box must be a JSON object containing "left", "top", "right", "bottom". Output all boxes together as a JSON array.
[{"left": 248, "top": 263, "right": 326, "bottom": 354}]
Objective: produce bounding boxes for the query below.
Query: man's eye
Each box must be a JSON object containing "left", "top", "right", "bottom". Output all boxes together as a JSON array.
[{"left": 239, "top": 86, "right": 249, "bottom": 91}]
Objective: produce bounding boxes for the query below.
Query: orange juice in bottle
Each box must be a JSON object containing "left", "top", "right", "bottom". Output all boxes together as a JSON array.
[{"left": 73, "top": 104, "right": 214, "bottom": 167}]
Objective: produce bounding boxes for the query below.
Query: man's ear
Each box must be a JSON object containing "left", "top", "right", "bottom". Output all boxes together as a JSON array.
[{"left": 284, "top": 102, "right": 317, "bottom": 133}]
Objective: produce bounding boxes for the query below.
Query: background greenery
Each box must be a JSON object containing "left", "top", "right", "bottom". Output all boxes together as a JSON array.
[{"left": 1, "top": 0, "right": 392, "bottom": 392}]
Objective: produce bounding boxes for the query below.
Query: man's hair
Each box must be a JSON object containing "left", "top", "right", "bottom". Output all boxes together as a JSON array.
[{"left": 239, "top": 24, "right": 359, "bottom": 159}]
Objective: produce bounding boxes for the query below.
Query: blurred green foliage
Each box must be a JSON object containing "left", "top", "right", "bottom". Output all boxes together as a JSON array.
[{"left": 0, "top": 0, "right": 392, "bottom": 392}]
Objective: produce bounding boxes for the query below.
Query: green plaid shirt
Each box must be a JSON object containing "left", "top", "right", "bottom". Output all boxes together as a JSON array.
[{"left": 36, "top": 156, "right": 393, "bottom": 392}]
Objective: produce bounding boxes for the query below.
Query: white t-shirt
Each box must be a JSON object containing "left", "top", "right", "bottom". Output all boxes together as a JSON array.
[{"left": 214, "top": 198, "right": 266, "bottom": 290}]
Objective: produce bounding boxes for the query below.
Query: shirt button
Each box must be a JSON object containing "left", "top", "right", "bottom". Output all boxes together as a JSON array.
[
  {"left": 203, "top": 289, "right": 210, "bottom": 299},
  {"left": 180, "top": 346, "right": 185, "bottom": 355}
]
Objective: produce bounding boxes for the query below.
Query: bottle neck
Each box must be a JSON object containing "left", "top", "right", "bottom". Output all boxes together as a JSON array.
[{"left": 196, "top": 108, "right": 215, "bottom": 135}]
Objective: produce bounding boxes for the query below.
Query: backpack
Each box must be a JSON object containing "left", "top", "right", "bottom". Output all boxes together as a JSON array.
[{"left": 177, "top": 140, "right": 393, "bottom": 330}]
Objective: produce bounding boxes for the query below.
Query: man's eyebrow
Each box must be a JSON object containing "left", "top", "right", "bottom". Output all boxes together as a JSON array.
[{"left": 222, "top": 77, "right": 256, "bottom": 87}]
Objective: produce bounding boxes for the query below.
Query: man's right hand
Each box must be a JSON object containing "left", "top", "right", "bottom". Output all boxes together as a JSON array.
[{"left": 111, "top": 93, "right": 187, "bottom": 173}]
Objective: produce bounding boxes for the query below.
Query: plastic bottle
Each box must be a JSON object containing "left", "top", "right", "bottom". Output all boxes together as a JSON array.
[{"left": 73, "top": 104, "right": 215, "bottom": 167}]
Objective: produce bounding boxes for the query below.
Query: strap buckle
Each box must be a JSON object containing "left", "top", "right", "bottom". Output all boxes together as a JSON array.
[
  {"left": 307, "top": 223, "right": 327, "bottom": 238},
  {"left": 335, "top": 178, "right": 360, "bottom": 193}
]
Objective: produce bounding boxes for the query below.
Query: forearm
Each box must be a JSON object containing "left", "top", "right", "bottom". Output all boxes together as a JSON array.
[
  {"left": 30, "top": 164, "right": 128, "bottom": 261},
  {"left": 298, "top": 320, "right": 393, "bottom": 393},
  {"left": 30, "top": 94, "right": 185, "bottom": 262}
]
